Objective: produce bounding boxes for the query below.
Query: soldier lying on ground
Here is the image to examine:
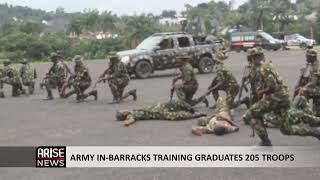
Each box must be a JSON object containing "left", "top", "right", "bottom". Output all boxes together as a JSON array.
[
  {"left": 191, "top": 98, "right": 239, "bottom": 136},
  {"left": 60, "top": 55, "right": 97, "bottom": 102},
  {"left": 97, "top": 53, "right": 136, "bottom": 104},
  {"left": 116, "top": 100, "right": 207, "bottom": 126},
  {"left": 172, "top": 54, "right": 208, "bottom": 107}
]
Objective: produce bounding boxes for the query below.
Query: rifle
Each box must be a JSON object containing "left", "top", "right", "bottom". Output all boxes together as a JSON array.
[
  {"left": 238, "top": 66, "right": 250, "bottom": 102},
  {"left": 170, "top": 87, "right": 175, "bottom": 101},
  {"left": 293, "top": 65, "right": 311, "bottom": 99}
]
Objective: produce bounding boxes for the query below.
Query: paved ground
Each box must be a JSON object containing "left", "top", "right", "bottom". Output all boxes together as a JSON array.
[{"left": 0, "top": 50, "right": 319, "bottom": 179}]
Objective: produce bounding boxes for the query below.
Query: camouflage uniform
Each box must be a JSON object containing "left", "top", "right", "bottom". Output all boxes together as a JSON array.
[
  {"left": 43, "top": 53, "right": 68, "bottom": 99},
  {"left": 243, "top": 48, "right": 290, "bottom": 146},
  {"left": 210, "top": 52, "right": 239, "bottom": 108},
  {"left": 192, "top": 98, "right": 239, "bottom": 135},
  {"left": 0, "top": 64, "right": 5, "bottom": 97},
  {"left": 61, "top": 55, "right": 97, "bottom": 101},
  {"left": 2, "top": 60, "right": 25, "bottom": 97},
  {"left": 117, "top": 100, "right": 204, "bottom": 123},
  {"left": 299, "top": 50, "right": 320, "bottom": 117},
  {"left": 20, "top": 59, "right": 37, "bottom": 94},
  {"left": 107, "top": 60, "right": 130, "bottom": 100}
]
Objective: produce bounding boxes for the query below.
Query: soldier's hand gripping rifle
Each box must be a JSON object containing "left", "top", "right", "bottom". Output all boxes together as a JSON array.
[
  {"left": 293, "top": 65, "right": 311, "bottom": 99},
  {"left": 92, "top": 68, "right": 112, "bottom": 90},
  {"left": 238, "top": 66, "right": 250, "bottom": 102}
]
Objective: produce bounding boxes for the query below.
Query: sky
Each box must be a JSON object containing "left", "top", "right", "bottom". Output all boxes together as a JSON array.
[{"left": 0, "top": 0, "right": 247, "bottom": 15}]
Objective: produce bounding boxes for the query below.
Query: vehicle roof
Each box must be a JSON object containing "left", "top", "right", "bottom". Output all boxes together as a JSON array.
[
  {"left": 231, "top": 31, "right": 261, "bottom": 36},
  {"left": 152, "top": 32, "right": 191, "bottom": 38}
]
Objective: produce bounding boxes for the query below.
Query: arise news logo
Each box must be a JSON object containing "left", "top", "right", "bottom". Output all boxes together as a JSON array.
[{"left": 36, "top": 146, "right": 66, "bottom": 168}]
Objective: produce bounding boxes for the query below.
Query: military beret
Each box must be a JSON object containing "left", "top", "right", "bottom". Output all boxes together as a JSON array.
[{"left": 306, "top": 49, "right": 317, "bottom": 57}]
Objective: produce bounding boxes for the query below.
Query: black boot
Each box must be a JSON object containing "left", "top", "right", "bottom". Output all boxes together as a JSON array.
[
  {"left": 130, "top": 89, "right": 137, "bottom": 101},
  {"left": 202, "top": 97, "right": 209, "bottom": 107},
  {"left": 258, "top": 134, "right": 273, "bottom": 146},
  {"left": 309, "top": 127, "right": 320, "bottom": 140},
  {"left": 89, "top": 90, "right": 98, "bottom": 101},
  {"left": 240, "top": 97, "right": 251, "bottom": 109},
  {"left": 0, "top": 92, "right": 4, "bottom": 98}
]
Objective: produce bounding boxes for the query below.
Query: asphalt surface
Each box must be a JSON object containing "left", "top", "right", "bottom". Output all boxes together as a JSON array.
[{"left": 0, "top": 50, "right": 319, "bottom": 179}]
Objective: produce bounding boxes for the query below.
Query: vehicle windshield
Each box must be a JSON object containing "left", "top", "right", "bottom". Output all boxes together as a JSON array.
[
  {"left": 260, "top": 32, "right": 276, "bottom": 41},
  {"left": 136, "top": 36, "right": 163, "bottom": 50}
]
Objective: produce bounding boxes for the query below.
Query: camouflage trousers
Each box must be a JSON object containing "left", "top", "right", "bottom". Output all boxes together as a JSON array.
[
  {"left": 108, "top": 77, "right": 129, "bottom": 99},
  {"left": 127, "top": 109, "right": 194, "bottom": 121},
  {"left": 243, "top": 95, "right": 290, "bottom": 138},
  {"left": 3, "top": 79, "right": 25, "bottom": 97},
  {"left": 43, "top": 78, "right": 65, "bottom": 98},
  {"left": 212, "top": 85, "right": 239, "bottom": 108},
  {"left": 264, "top": 108, "right": 320, "bottom": 137},
  {"left": 197, "top": 116, "right": 237, "bottom": 134},
  {"left": 22, "top": 81, "right": 35, "bottom": 95},
  {"left": 63, "top": 80, "right": 91, "bottom": 99},
  {"left": 301, "top": 86, "right": 320, "bottom": 117},
  {"left": 174, "top": 83, "right": 200, "bottom": 106}
]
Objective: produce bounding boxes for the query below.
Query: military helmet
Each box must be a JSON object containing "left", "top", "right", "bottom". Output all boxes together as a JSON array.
[
  {"left": 50, "top": 52, "right": 59, "bottom": 59},
  {"left": 306, "top": 49, "right": 317, "bottom": 57},
  {"left": 109, "top": 52, "right": 119, "bottom": 62},
  {"left": 73, "top": 55, "right": 84, "bottom": 62},
  {"left": 250, "top": 47, "right": 264, "bottom": 56},
  {"left": 3, "top": 59, "right": 11, "bottom": 66},
  {"left": 213, "top": 51, "right": 227, "bottom": 63},
  {"left": 21, "top": 58, "right": 29, "bottom": 64},
  {"left": 213, "top": 124, "right": 227, "bottom": 136},
  {"left": 177, "top": 54, "right": 191, "bottom": 61},
  {"left": 56, "top": 50, "right": 63, "bottom": 57},
  {"left": 116, "top": 111, "right": 129, "bottom": 121}
]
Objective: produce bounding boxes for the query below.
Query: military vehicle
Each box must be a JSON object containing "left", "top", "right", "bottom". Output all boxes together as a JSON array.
[{"left": 117, "top": 32, "right": 224, "bottom": 79}]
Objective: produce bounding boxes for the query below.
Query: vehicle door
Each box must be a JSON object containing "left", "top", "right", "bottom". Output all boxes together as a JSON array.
[
  {"left": 153, "top": 37, "right": 176, "bottom": 69},
  {"left": 174, "top": 36, "right": 196, "bottom": 67}
]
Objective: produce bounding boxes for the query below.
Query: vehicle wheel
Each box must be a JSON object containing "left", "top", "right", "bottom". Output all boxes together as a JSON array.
[
  {"left": 198, "top": 56, "right": 214, "bottom": 74},
  {"left": 134, "top": 60, "right": 153, "bottom": 79}
]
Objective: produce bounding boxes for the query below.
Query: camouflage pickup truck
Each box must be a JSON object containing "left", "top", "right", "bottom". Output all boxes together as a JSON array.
[{"left": 117, "top": 32, "right": 224, "bottom": 79}]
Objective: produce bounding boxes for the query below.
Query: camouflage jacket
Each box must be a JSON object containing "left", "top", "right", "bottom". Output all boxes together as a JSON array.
[
  {"left": 73, "top": 64, "right": 91, "bottom": 85},
  {"left": 20, "top": 64, "right": 37, "bottom": 84},
  {"left": 180, "top": 63, "right": 198, "bottom": 85},
  {"left": 3, "top": 65, "right": 23, "bottom": 85},
  {"left": 310, "top": 61, "right": 320, "bottom": 77},
  {"left": 214, "top": 63, "right": 239, "bottom": 90},
  {"left": 48, "top": 61, "right": 68, "bottom": 82},
  {"left": 109, "top": 62, "right": 130, "bottom": 80}
]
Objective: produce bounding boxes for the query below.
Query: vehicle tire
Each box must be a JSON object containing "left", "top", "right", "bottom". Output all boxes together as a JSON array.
[
  {"left": 134, "top": 60, "right": 153, "bottom": 79},
  {"left": 198, "top": 56, "right": 214, "bottom": 74}
]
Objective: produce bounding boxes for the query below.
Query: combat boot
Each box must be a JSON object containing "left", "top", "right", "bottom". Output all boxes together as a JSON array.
[
  {"left": 89, "top": 90, "right": 98, "bottom": 101},
  {"left": 130, "top": 89, "right": 137, "bottom": 101},
  {"left": 43, "top": 90, "right": 54, "bottom": 100},
  {"left": 258, "top": 134, "right": 273, "bottom": 146},
  {"left": 0, "top": 92, "right": 4, "bottom": 98},
  {"left": 202, "top": 97, "right": 209, "bottom": 107},
  {"left": 309, "top": 127, "right": 320, "bottom": 140},
  {"left": 191, "top": 126, "right": 203, "bottom": 136},
  {"left": 240, "top": 97, "right": 250, "bottom": 109}
]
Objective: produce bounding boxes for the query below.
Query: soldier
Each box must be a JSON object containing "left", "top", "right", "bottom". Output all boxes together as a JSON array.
[
  {"left": 42, "top": 52, "right": 69, "bottom": 100},
  {"left": 243, "top": 48, "right": 290, "bottom": 146},
  {"left": 97, "top": 53, "right": 136, "bottom": 104},
  {"left": 172, "top": 54, "right": 208, "bottom": 107},
  {"left": 2, "top": 60, "right": 26, "bottom": 97},
  {"left": 191, "top": 98, "right": 239, "bottom": 136},
  {"left": 0, "top": 62, "right": 5, "bottom": 98},
  {"left": 60, "top": 55, "right": 97, "bottom": 102},
  {"left": 206, "top": 51, "right": 240, "bottom": 109},
  {"left": 299, "top": 49, "right": 320, "bottom": 117},
  {"left": 20, "top": 59, "right": 37, "bottom": 95},
  {"left": 116, "top": 100, "right": 206, "bottom": 126}
]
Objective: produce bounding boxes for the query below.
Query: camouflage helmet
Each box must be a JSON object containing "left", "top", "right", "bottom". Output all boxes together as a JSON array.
[
  {"left": 3, "top": 59, "right": 11, "bottom": 66},
  {"left": 177, "top": 54, "right": 191, "bottom": 61},
  {"left": 56, "top": 50, "right": 63, "bottom": 57},
  {"left": 213, "top": 51, "right": 227, "bottom": 63},
  {"left": 247, "top": 48, "right": 254, "bottom": 57},
  {"left": 116, "top": 111, "right": 129, "bottom": 121},
  {"left": 306, "top": 49, "right": 317, "bottom": 57},
  {"left": 73, "top": 55, "right": 84, "bottom": 62},
  {"left": 213, "top": 124, "right": 227, "bottom": 136},
  {"left": 109, "top": 52, "right": 119, "bottom": 62},
  {"left": 250, "top": 47, "right": 264, "bottom": 56},
  {"left": 21, "top": 58, "right": 29, "bottom": 64},
  {"left": 50, "top": 52, "right": 59, "bottom": 59}
]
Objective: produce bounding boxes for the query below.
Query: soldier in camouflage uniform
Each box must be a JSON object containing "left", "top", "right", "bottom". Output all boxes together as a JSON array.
[
  {"left": 20, "top": 59, "right": 37, "bottom": 95},
  {"left": 60, "top": 55, "right": 97, "bottom": 102},
  {"left": 299, "top": 50, "right": 320, "bottom": 117},
  {"left": 262, "top": 95, "right": 320, "bottom": 140},
  {"left": 116, "top": 100, "right": 206, "bottom": 126},
  {"left": 1, "top": 60, "right": 26, "bottom": 97},
  {"left": 98, "top": 54, "right": 136, "bottom": 104},
  {"left": 42, "top": 53, "right": 69, "bottom": 100},
  {"left": 243, "top": 48, "right": 290, "bottom": 146},
  {"left": 172, "top": 54, "right": 208, "bottom": 107},
  {"left": 0, "top": 62, "right": 4, "bottom": 98},
  {"left": 206, "top": 51, "right": 239, "bottom": 109},
  {"left": 191, "top": 98, "right": 239, "bottom": 136}
]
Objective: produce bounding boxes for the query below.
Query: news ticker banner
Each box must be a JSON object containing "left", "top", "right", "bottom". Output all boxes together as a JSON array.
[{"left": 0, "top": 146, "right": 319, "bottom": 168}]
